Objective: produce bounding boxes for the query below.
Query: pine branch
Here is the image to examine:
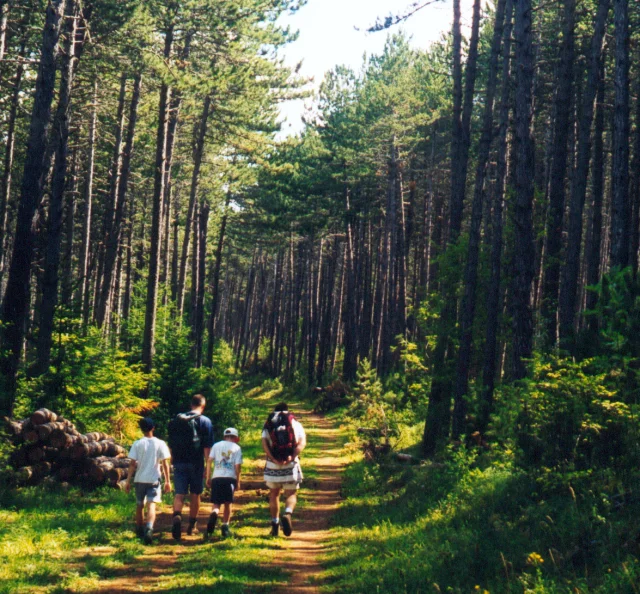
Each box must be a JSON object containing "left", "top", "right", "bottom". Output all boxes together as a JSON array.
[{"left": 357, "top": 0, "right": 444, "bottom": 33}]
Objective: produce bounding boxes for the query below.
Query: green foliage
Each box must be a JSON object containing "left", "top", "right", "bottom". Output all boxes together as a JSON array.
[
  {"left": 13, "top": 328, "right": 151, "bottom": 441},
  {"left": 491, "top": 355, "right": 640, "bottom": 474}
]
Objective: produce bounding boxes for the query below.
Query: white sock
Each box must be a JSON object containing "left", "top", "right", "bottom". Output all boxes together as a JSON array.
[
  {"left": 284, "top": 507, "right": 293, "bottom": 515},
  {"left": 272, "top": 517, "right": 279, "bottom": 523}
]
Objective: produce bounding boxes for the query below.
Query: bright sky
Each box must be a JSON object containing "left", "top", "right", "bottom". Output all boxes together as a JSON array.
[{"left": 277, "top": 0, "right": 475, "bottom": 136}]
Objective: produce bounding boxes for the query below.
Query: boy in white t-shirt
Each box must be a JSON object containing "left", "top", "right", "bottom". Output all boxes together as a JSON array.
[
  {"left": 125, "top": 418, "right": 172, "bottom": 544},
  {"left": 204, "top": 427, "right": 242, "bottom": 539}
]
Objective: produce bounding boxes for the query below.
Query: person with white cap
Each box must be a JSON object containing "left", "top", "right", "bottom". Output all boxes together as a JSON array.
[{"left": 204, "top": 427, "right": 242, "bottom": 538}]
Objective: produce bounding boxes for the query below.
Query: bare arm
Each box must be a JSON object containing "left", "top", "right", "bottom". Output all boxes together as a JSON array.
[
  {"left": 161, "top": 459, "right": 171, "bottom": 492},
  {"left": 262, "top": 438, "right": 277, "bottom": 463},
  {"left": 205, "top": 456, "right": 213, "bottom": 486},
  {"left": 235, "top": 464, "right": 242, "bottom": 490},
  {"left": 125, "top": 460, "right": 137, "bottom": 493},
  {"left": 293, "top": 431, "right": 307, "bottom": 458},
  {"left": 203, "top": 448, "right": 211, "bottom": 473}
]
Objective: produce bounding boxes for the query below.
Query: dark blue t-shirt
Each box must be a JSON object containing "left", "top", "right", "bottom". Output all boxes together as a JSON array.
[{"left": 168, "top": 413, "right": 214, "bottom": 467}]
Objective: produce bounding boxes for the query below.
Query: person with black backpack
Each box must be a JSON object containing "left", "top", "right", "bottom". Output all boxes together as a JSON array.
[
  {"left": 167, "top": 394, "right": 214, "bottom": 540},
  {"left": 261, "top": 402, "right": 306, "bottom": 537}
]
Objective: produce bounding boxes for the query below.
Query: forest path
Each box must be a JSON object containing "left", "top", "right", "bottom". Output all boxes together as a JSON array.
[{"left": 94, "top": 389, "right": 345, "bottom": 593}]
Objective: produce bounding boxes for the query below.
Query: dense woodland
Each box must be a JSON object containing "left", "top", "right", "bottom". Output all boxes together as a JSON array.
[
  {"left": 1, "top": 0, "right": 639, "bottom": 447},
  {"left": 4, "top": 0, "right": 640, "bottom": 590}
]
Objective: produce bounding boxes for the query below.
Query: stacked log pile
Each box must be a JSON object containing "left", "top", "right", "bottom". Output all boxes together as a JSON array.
[{"left": 2, "top": 408, "right": 130, "bottom": 488}]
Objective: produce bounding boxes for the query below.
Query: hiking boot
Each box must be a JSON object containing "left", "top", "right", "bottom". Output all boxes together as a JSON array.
[
  {"left": 172, "top": 515, "right": 182, "bottom": 541},
  {"left": 281, "top": 513, "right": 293, "bottom": 537},
  {"left": 136, "top": 526, "right": 144, "bottom": 539},
  {"left": 187, "top": 520, "right": 198, "bottom": 536},
  {"left": 206, "top": 513, "right": 218, "bottom": 538},
  {"left": 270, "top": 521, "right": 279, "bottom": 537},
  {"left": 143, "top": 526, "right": 153, "bottom": 545},
  {"left": 221, "top": 524, "right": 231, "bottom": 539}
]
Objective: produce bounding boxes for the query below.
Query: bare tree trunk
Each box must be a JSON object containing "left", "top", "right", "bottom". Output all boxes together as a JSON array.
[
  {"left": 177, "top": 95, "right": 211, "bottom": 316},
  {"left": 540, "top": 0, "right": 576, "bottom": 346},
  {"left": 0, "top": 0, "right": 66, "bottom": 407},
  {"left": 609, "top": 0, "right": 630, "bottom": 268},
  {"left": 558, "top": 0, "right": 610, "bottom": 344},
  {"left": 79, "top": 80, "right": 98, "bottom": 323},
  {"left": 194, "top": 202, "right": 209, "bottom": 367},
  {"left": 35, "top": 0, "right": 81, "bottom": 374},
  {"left": 142, "top": 26, "right": 173, "bottom": 371},
  {"left": 96, "top": 73, "right": 141, "bottom": 327},
  {"left": 452, "top": 0, "right": 508, "bottom": 438},
  {"left": 0, "top": 48, "right": 26, "bottom": 297},
  {"left": 511, "top": 0, "right": 536, "bottom": 381},
  {"left": 480, "top": 0, "right": 513, "bottom": 431},
  {"left": 206, "top": 190, "right": 230, "bottom": 366}
]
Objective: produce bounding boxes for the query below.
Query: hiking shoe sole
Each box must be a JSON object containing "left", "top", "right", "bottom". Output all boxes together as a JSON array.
[
  {"left": 172, "top": 516, "right": 182, "bottom": 541},
  {"left": 143, "top": 528, "right": 153, "bottom": 545},
  {"left": 206, "top": 514, "right": 218, "bottom": 537},
  {"left": 282, "top": 514, "right": 293, "bottom": 537}
]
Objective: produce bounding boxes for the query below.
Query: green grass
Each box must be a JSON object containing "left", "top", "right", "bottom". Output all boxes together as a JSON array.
[{"left": 322, "top": 423, "right": 640, "bottom": 594}]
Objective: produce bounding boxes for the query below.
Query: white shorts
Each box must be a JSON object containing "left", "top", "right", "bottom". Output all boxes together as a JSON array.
[{"left": 266, "top": 481, "right": 300, "bottom": 491}]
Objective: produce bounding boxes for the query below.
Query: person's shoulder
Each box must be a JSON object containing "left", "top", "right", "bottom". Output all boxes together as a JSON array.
[
  {"left": 199, "top": 415, "right": 213, "bottom": 426},
  {"left": 153, "top": 436, "right": 169, "bottom": 447}
]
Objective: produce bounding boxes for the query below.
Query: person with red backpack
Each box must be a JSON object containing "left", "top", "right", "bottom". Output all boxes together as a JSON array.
[{"left": 261, "top": 402, "right": 306, "bottom": 537}]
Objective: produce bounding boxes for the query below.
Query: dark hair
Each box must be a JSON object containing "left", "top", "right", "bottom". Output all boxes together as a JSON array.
[
  {"left": 139, "top": 417, "right": 155, "bottom": 432},
  {"left": 191, "top": 394, "right": 206, "bottom": 409},
  {"left": 274, "top": 402, "right": 289, "bottom": 412}
]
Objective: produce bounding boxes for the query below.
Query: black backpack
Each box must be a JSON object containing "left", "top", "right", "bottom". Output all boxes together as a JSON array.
[{"left": 168, "top": 411, "right": 202, "bottom": 458}]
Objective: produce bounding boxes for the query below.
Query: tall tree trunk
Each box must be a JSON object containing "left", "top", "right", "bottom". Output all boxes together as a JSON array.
[
  {"left": 96, "top": 73, "right": 141, "bottom": 327},
  {"left": 511, "top": 0, "right": 536, "bottom": 381},
  {"left": 586, "top": 65, "right": 606, "bottom": 334},
  {"left": 540, "top": 0, "right": 576, "bottom": 346},
  {"left": 60, "top": 150, "right": 78, "bottom": 307},
  {"left": 35, "top": 0, "right": 81, "bottom": 374},
  {"left": 142, "top": 26, "right": 173, "bottom": 372},
  {"left": 629, "top": 82, "right": 640, "bottom": 275},
  {"left": 609, "top": 0, "right": 630, "bottom": 269},
  {"left": 0, "top": 0, "right": 8, "bottom": 62},
  {"left": 0, "top": 0, "right": 65, "bottom": 406},
  {"left": 0, "top": 48, "right": 25, "bottom": 296},
  {"left": 480, "top": 0, "right": 514, "bottom": 431},
  {"left": 423, "top": 0, "right": 482, "bottom": 455},
  {"left": 194, "top": 202, "right": 209, "bottom": 367},
  {"left": 79, "top": 80, "right": 98, "bottom": 324},
  {"left": 558, "top": 0, "right": 610, "bottom": 343},
  {"left": 177, "top": 95, "right": 211, "bottom": 315},
  {"left": 452, "top": 0, "right": 508, "bottom": 438},
  {"left": 206, "top": 190, "right": 230, "bottom": 367}
]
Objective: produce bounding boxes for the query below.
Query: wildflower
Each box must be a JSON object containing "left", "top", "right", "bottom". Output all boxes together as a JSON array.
[{"left": 526, "top": 552, "right": 544, "bottom": 566}]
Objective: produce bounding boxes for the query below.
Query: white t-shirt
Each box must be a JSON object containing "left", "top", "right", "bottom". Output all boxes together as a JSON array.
[
  {"left": 209, "top": 440, "right": 243, "bottom": 479},
  {"left": 261, "top": 414, "right": 306, "bottom": 470},
  {"left": 128, "top": 437, "right": 171, "bottom": 484}
]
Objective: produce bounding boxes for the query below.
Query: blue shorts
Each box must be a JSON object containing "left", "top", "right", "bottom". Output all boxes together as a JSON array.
[
  {"left": 135, "top": 482, "right": 161, "bottom": 505},
  {"left": 173, "top": 462, "right": 204, "bottom": 495}
]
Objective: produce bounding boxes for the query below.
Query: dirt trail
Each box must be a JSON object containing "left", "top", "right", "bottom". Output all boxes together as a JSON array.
[
  {"left": 95, "top": 404, "right": 344, "bottom": 593},
  {"left": 269, "top": 409, "right": 345, "bottom": 594}
]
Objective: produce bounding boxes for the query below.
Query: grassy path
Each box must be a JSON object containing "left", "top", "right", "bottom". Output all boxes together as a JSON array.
[{"left": 0, "top": 381, "right": 347, "bottom": 593}]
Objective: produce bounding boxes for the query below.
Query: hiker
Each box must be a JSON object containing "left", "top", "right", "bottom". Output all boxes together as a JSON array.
[
  {"left": 204, "top": 427, "right": 243, "bottom": 539},
  {"left": 167, "top": 394, "right": 214, "bottom": 540},
  {"left": 261, "top": 402, "right": 306, "bottom": 537},
  {"left": 125, "top": 417, "right": 172, "bottom": 545}
]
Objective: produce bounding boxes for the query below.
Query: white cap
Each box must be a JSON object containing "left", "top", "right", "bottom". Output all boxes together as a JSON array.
[{"left": 224, "top": 427, "right": 239, "bottom": 437}]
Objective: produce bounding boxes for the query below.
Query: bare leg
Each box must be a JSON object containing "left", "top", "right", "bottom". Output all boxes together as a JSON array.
[
  {"left": 222, "top": 503, "right": 232, "bottom": 524},
  {"left": 146, "top": 502, "right": 157, "bottom": 527},
  {"left": 173, "top": 493, "right": 185, "bottom": 514},
  {"left": 284, "top": 490, "right": 298, "bottom": 513},
  {"left": 135, "top": 504, "right": 144, "bottom": 527},
  {"left": 189, "top": 493, "right": 200, "bottom": 520},
  {"left": 269, "top": 488, "right": 282, "bottom": 519}
]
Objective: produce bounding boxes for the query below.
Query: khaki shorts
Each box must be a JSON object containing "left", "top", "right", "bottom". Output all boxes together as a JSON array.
[{"left": 266, "top": 481, "right": 300, "bottom": 491}]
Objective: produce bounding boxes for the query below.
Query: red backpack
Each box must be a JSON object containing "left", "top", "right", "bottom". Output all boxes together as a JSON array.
[{"left": 265, "top": 411, "right": 296, "bottom": 462}]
